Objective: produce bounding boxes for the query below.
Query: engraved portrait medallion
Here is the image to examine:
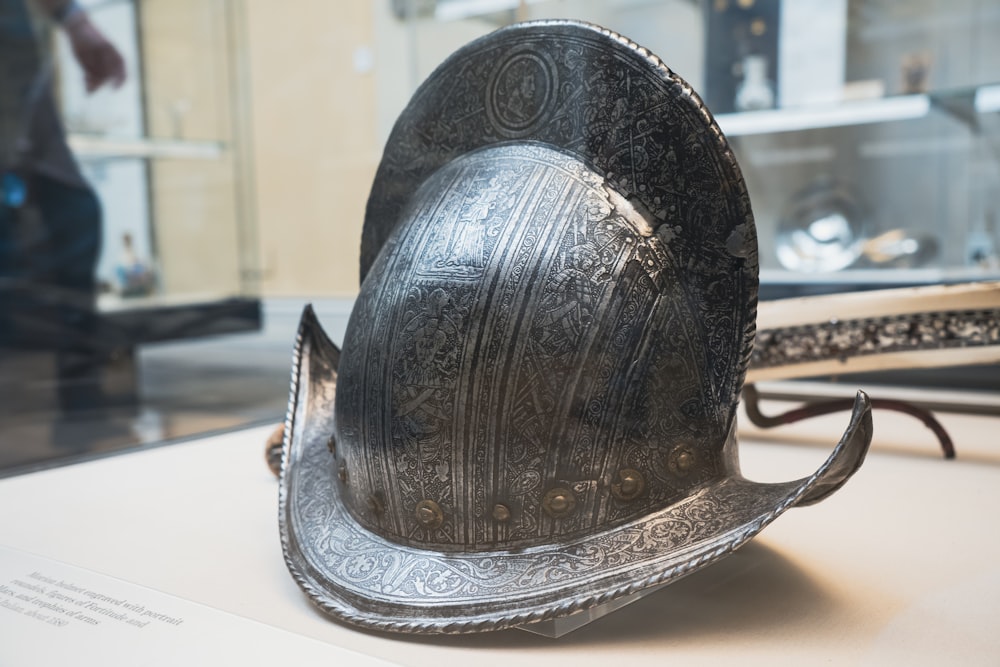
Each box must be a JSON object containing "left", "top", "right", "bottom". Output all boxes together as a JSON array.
[{"left": 486, "top": 48, "right": 558, "bottom": 137}]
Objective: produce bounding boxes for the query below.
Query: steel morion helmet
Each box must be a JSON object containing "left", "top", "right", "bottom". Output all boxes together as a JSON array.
[{"left": 278, "top": 20, "right": 872, "bottom": 634}]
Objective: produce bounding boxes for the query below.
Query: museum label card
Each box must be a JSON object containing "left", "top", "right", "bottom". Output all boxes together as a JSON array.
[{"left": 0, "top": 545, "right": 397, "bottom": 666}]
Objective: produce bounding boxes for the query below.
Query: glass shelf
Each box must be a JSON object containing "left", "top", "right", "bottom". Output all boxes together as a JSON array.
[
  {"left": 716, "top": 82, "right": 1000, "bottom": 137},
  {"left": 716, "top": 94, "right": 931, "bottom": 136},
  {"left": 68, "top": 135, "right": 225, "bottom": 161}
]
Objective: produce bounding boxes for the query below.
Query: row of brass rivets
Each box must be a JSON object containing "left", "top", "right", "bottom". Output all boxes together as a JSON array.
[
  {"left": 668, "top": 446, "right": 696, "bottom": 477},
  {"left": 415, "top": 499, "right": 444, "bottom": 529},
  {"left": 409, "top": 501, "right": 512, "bottom": 528},
  {"left": 611, "top": 468, "right": 646, "bottom": 501},
  {"left": 542, "top": 487, "right": 576, "bottom": 518},
  {"left": 355, "top": 450, "right": 697, "bottom": 530},
  {"left": 492, "top": 503, "right": 511, "bottom": 522}
]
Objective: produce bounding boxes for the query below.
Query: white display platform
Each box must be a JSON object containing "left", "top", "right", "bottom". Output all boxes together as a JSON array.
[
  {"left": 1, "top": 398, "right": 998, "bottom": 665},
  {"left": 0, "top": 545, "right": 397, "bottom": 666}
]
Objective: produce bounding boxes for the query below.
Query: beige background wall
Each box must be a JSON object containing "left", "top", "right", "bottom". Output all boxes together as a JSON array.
[
  {"left": 140, "top": 0, "right": 242, "bottom": 298},
  {"left": 246, "top": 2, "right": 492, "bottom": 298},
  {"left": 245, "top": 0, "right": 380, "bottom": 298},
  {"left": 138, "top": 1, "right": 702, "bottom": 300}
]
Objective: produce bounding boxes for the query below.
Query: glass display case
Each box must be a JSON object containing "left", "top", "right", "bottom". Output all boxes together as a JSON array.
[
  {"left": 0, "top": 0, "right": 264, "bottom": 474},
  {"left": 385, "top": 0, "right": 1000, "bottom": 297},
  {"left": 3, "top": 0, "right": 996, "bottom": 475},
  {"left": 56, "top": 0, "right": 260, "bottom": 339},
  {"left": 709, "top": 0, "right": 1000, "bottom": 299},
  {"left": 382, "top": 0, "right": 1000, "bottom": 392}
]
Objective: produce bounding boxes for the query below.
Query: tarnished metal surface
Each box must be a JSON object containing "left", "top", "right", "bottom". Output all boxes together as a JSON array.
[
  {"left": 278, "top": 20, "right": 873, "bottom": 634},
  {"left": 344, "top": 141, "right": 749, "bottom": 549},
  {"left": 360, "top": 21, "right": 756, "bottom": 286}
]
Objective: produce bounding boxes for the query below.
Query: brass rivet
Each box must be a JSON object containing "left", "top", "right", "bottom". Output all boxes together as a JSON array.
[
  {"left": 611, "top": 468, "right": 646, "bottom": 501},
  {"left": 415, "top": 499, "right": 444, "bottom": 529},
  {"left": 492, "top": 503, "right": 511, "bottom": 522},
  {"left": 667, "top": 446, "right": 696, "bottom": 477},
  {"left": 338, "top": 463, "right": 348, "bottom": 484},
  {"left": 326, "top": 435, "right": 336, "bottom": 454},
  {"left": 542, "top": 487, "right": 576, "bottom": 519}
]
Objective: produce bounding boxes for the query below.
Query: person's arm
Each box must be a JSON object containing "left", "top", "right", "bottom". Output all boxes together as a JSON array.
[{"left": 33, "top": 0, "right": 126, "bottom": 93}]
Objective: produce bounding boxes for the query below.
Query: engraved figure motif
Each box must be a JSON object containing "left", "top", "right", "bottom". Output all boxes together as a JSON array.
[
  {"left": 534, "top": 245, "right": 602, "bottom": 354},
  {"left": 393, "top": 287, "right": 464, "bottom": 467},
  {"left": 439, "top": 173, "right": 507, "bottom": 273}
]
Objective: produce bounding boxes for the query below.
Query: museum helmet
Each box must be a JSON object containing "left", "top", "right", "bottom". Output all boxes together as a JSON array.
[{"left": 277, "top": 20, "right": 872, "bottom": 634}]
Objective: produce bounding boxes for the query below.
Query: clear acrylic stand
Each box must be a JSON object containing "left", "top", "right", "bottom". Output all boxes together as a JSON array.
[{"left": 516, "top": 581, "right": 668, "bottom": 638}]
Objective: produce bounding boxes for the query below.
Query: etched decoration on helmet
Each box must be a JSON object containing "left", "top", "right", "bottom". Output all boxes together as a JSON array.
[{"left": 277, "top": 20, "right": 872, "bottom": 635}]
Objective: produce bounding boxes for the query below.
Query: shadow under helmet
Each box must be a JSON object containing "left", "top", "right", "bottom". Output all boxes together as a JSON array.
[{"left": 278, "top": 20, "right": 872, "bottom": 634}]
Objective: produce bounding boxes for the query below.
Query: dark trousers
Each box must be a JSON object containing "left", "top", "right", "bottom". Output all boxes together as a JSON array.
[{"left": 0, "top": 174, "right": 104, "bottom": 411}]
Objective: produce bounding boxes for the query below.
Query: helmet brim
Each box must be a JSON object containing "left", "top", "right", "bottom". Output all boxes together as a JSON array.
[{"left": 278, "top": 307, "right": 872, "bottom": 634}]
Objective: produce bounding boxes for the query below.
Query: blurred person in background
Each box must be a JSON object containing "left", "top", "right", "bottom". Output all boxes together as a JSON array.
[{"left": 0, "top": 0, "right": 124, "bottom": 414}]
